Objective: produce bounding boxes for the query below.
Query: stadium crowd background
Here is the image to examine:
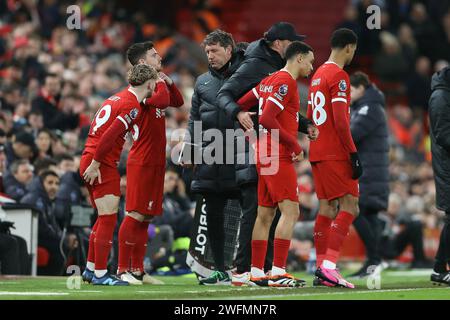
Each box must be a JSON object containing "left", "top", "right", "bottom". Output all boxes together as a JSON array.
[{"left": 0, "top": 0, "right": 448, "bottom": 275}]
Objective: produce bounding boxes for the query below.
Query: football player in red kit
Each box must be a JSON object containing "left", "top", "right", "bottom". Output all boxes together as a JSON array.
[
  {"left": 80, "top": 64, "right": 158, "bottom": 285},
  {"left": 236, "top": 41, "right": 315, "bottom": 287},
  {"left": 117, "top": 42, "right": 184, "bottom": 285},
  {"left": 307, "top": 28, "right": 362, "bottom": 289}
]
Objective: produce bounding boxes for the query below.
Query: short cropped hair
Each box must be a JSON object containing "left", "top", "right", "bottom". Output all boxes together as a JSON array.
[
  {"left": 330, "top": 28, "right": 358, "bottom": 49},
  {"left": 285, "top": 41, "right": 313, "bottom": 61},
  {"left": 350, "top": 71, "right": 371, "bottom": 89},
  {"left": 203, "top": 29, "right": 235, "bottom": 50},
  {"left": 127, "top": 41, "right": 154, "bottom": 66}
]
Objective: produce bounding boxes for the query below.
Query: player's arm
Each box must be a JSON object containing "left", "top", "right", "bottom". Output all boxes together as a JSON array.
[
  {"left": 302, "top": 94, "right": 318, "bottom": 140},
  {"left": 159, "top": 72, "right": 184, "bottom": 108},
  {"left": 260, "top": 82, "right": 302, "bottom": 155},
  {"left": 330, "top": 73, "right": 362, "bottom": 179},
  {"left": 235, "top": 87, "right": 259, "bottom": 131},
  {"left": 330, "top": 74, "right": 357, "bottom": 154},
  {"left": 217, "top": 59, "right": 272, "bottom": 119},
  {"left": 83, "top": 105, "right": 135, "bottom": 185},
  {"left": 144, "top": 81, "right": 170, "bottom": 109}
]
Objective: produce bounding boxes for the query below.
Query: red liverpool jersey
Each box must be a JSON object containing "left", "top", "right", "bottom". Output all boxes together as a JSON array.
[
  {"left": 307, "top": 61, "right": 356, "bottom": 162},
  {"left": 254, "top": 70, "right": 300, "bottom": 161},
  {"left": 84, "top": 87, "right": 142, "bottom": 168}
]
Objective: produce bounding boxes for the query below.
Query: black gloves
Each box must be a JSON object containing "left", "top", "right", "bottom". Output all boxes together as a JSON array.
[{"left": 350, "top": 152, "right": 363, "bottom": 180}]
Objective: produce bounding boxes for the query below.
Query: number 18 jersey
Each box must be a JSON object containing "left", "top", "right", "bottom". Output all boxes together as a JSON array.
[
  {"left": 307, "top": 61, "right": 352, "bottom": 162},
  {"left": 84, "top": 87, "right": 142, "bottom": 168}
]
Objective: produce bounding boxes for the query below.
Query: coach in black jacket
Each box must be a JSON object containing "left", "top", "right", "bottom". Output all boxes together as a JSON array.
[
  {"left": 429, "top": 66, "right": 450, "bottom": 284},
  {"left": 185, "top": 30, "right": 245, "bottom": 284},
  {"left": 348, "top": 72, "right": 389, "bottom": 277},
  {"left": 217, "top": 22, "right": 317, "bottom": 276}
]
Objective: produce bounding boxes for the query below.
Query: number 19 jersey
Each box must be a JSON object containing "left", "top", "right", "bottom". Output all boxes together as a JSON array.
[
  {"left": 307, "top": 61, "right": 352, "bottom": 162},
  {"left": 84, "top": 87, "right": 142, "bottom": 168}
]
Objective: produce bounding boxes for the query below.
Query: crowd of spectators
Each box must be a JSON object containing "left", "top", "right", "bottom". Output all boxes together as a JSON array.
[{"left": 0, "top": 0, "right": 447, "bottom": 275}]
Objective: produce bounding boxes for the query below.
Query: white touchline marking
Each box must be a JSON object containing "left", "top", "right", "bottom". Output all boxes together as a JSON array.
[
  {"left": 223, "top": 287, "right": 450, "bottom": 300},
  {"left": 0, "top": 292, "right": 70, "bottom": 296}
]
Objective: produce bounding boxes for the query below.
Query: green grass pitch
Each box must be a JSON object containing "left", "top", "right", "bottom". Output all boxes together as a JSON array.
[{"left": 0, "top": 270, "right": 448, "bottom": 300}]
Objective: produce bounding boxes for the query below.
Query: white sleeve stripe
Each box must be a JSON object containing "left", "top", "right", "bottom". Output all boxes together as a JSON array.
[
  {"left": 117, "top": 116, "right": 129, "bottom": 130},
  {"left": 252, "top": 88, "right": 260, "bottom": 99},
  {"left": 308, "top": 101, "right": 312, "bottom": 104},
  {"left": 331, "top": 97, "right": 347, "bottom": 104},
  {"left": 268, "top": 96, "right": 285, "bottom": 110}
]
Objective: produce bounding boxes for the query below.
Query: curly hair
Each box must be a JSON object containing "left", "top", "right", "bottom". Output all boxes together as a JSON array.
[{"left": 127, "top": 64, "right": 158, "bottom": 86}]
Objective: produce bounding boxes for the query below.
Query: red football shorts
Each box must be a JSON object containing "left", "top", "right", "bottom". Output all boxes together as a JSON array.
[
  {"left": 79, "top": 152, "right": 121, "bottom": 207},
  {"left": 257, "top": 160, "right": 299, "bottom": 207},
  {"left": 126, "top": 164, "right": 165, "bottom": 216},
  {"left": 311, "top": 160, "right": 359, "bottom": 201}
]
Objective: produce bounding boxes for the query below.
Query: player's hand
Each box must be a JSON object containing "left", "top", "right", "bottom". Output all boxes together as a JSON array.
[
  {"left": 158, "top": 72, "right": 173, "bottom": 85},
  {"left": 307, "top": 124, "right": 319, "bottom": 141},
  {"left": 237, "top": 111, "right": 256, "bottom": 131},
  {"left": 292, "top": 151, "right": 304, "bottom": 162},
  {"left": 350, "top": 152, "right": 363, "bottom": 179},
  {"left": 83, "top": 160, "right": 102, "bottom": 185}
]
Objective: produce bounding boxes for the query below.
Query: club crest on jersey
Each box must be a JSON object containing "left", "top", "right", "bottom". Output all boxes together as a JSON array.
[
  {"left": 130, "top": 108, "right": 139, "bottom": 119},
  {"left": 339, "top": 80, "right": 347, "bottom": 91},
  {"left": 278, "top": 84, "right": 288, "bottom": 96}
]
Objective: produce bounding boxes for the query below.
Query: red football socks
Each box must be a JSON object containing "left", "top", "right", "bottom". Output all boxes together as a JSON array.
[
  {"left": 94, "top": 214, "right": 117, "bottom": 271},
  {"left": 314, "top": 214, "right": 332, "bottom": 267},
  {"left": 117, "top": 216, "right": 141, "bottom": 274},
  {"left": 324, "top": 211, "right": 355, "bottom": 264},
  {"left": 251, "top": 240, "right": 268, "bottom": 271},
  {"left": 131, "top": 221, "right": 150, "bottom": 273},
  {"left": 273, "top": 238, "right": 291, "bottom": 269},
  {"left": 87, "top": 219, "right": 99, "bottom": 266}
]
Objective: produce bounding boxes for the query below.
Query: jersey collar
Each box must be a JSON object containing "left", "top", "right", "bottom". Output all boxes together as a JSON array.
[
  {"left": 127, "top": 87, "right": 139, "bottom": 102},
  {"left": 324, "top": 61, "right": 340, "bottom": 67},
  {"left": 280, "top": 68, "right": 295, "bottom": 80}
]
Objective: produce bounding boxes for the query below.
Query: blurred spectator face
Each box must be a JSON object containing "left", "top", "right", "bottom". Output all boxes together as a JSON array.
[
  {"left": 28, "top": 112, "right": 44, "bottom": 130},
  {"left": 142, "top": 48, "right": 162, "bottom": 72},
  {"left": 52, "top": 137, "right": 68, "bottom": 156},
  {"left": 344, "top": 5, "right": 358, "bottom": 22},
  {"left": 36, "top": 130, "right": 51, "bottom": 155},
  {"left": 12, "top": 142, "right": 32, "bottom": 159},
  {"left": 14, "top": 163, "right": 33, "bottom": 185},
  {"left": 43, "top": 174, "right": 60, "bottom": 200},
  {"left": 387, "top": 193, "right": 403, "bottom": 217},
  {"left": 350, "top": 84, "right": 365, "bottom": 103},
  {"left": 205, "top": 43, "right": 232, "bottom": 70},
  {"left": 164, "top": 170, "right": 179, "bottom": 194},
  {"left": 398, "top": 24, "right": 415, "bottom": 45},
  {"left": 415, "top": 56, "right": 431, "bottom": 76},
  {"left": 58, "top": 159, "right": 75, "bottom": 174},
  {"left": 411, "top": 3, "right": 427, "bottom": 23},
  {"left": 44, "top": 75, "right": 61, "bottom": 97},
  {"left": 15, "top": 101, "right": 31, "bottom": 118}
]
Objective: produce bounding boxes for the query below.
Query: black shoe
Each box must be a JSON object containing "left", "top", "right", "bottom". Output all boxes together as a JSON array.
[
  {"left": 348, "top": 260, "right": 384, "bottom": 278},
  {"left": 312, "top": 276, "right": 326, "bottom": 287},
  {"left": 411, "top": 259, "right": 434, "bottom": 269},
  {"left": 430, "top": 271, "right": 450, "bottom": 286}
]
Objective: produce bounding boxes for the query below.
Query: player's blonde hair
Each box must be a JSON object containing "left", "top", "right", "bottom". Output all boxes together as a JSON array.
[{"left": 127, "top": 64, "right": 158, "bottom": 87}]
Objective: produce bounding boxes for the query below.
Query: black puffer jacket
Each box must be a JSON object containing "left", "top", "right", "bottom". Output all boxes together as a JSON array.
[
  {"left": 429, "top": 67, "right": 450, "bottom": 212},
  {"left": 217, "top": 39, "right": 312, "bottom": 185},
  {"left": 186, "top": 50, "right": 245, "bottom": 194},
  {"left": 350, "top": 85, "right": 390, "bottom": 211}
]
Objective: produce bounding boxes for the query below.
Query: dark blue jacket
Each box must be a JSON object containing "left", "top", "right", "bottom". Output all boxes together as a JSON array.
[
  {"left": 3, "top": 173, "right": 28, "bottom": 202},
  {"left": 20, "top": 178, "right": 63, "bottom": 242},
  {"left": 350, "top": 85, "right": 390, "bottom": 211}
]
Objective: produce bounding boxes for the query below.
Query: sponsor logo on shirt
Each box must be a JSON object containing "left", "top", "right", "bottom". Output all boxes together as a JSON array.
[
  {"left": 311, "top": 78, "right": 321, "bottom": 86},
  {"left": 274, "top": 93, "right": 283, "bottom": 101},
  {"left": 337, "top": 92, "right": 347, "bottom": 97},
  {"left": 155, "top": 108, "right": 165, "bottom": 118},
  {"left": 278, "top": 84, "right": 288, "bottom": 96},
  {"left": 125, "top": 114, "right": 132, "bottom": 124}
]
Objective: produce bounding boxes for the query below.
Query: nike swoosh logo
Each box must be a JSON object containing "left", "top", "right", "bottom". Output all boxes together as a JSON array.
[{"left": 203, "top": 80, "right": 211, "bottom": 85}]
